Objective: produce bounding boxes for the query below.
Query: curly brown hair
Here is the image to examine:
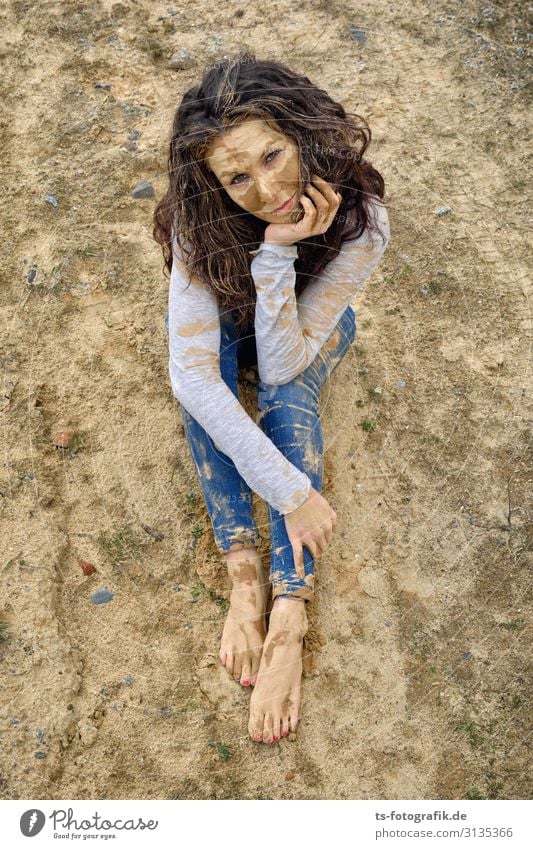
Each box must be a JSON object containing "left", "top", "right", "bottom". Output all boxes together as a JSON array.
[{"left": 153, "top": 50, "right": 389, "bottom": 332}]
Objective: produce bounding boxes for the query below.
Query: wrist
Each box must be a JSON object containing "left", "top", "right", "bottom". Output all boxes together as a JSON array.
[
  {"left": 250, "top": 241, "right": 298, "bottom": 259},
  {"left": 264, "top": 240, "right": 295, "bottom": 248}
]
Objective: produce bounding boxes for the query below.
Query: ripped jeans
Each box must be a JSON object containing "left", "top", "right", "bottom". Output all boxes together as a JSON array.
[{"left": 164, "top": 305, "right": 356, "bottom": 602}]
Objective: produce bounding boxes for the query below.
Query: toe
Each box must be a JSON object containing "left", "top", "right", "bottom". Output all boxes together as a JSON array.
[
  {"left": 251, "top": 646, "right": 262, "bottom": 672},
  {"left": 263, "top": 714, "right": 274, "bottom": 744},
  {"left": 233, "top": 655, "right": 243, "bottom": 682},
  {"left": 289, "top": 687, "right": 301, "bottom": 732},
  {"left": 289, "top": 708, "right": 299, "bottom": 733},
  {"left": 281, "top": 715, "right": 290, "bottom": 738},
  {"left": 240, "top": 657, "right": 252, "bottom": 687},
  {"left": 219, "top": 649, "right": 227, "bottom": 667},
  {"left": 272, "top": 715, "right": 281, "bottom": 743},
  {"left": 248, "top": 709, "right": 264, "bottom": 743},
  {"left": 224, "top": 651, "right": 234, "bottom": 678},
  {"left": 250, "top": 653, "right": 262, "bottom": 686}
]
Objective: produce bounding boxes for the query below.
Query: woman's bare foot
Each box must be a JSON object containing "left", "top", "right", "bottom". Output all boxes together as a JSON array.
[
  {"left": 219, "top": 548, "right": 269, "bottom": 687},
  {"left": 248, "top": 595, "right": 308, "bottom": 744}
]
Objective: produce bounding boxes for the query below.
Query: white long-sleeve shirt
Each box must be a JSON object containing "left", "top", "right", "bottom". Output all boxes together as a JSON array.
[{"left": 167, "top": 195, "right": 390, "bottom": 515}]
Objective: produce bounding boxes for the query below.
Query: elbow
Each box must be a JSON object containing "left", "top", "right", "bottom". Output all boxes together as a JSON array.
[
  {"left": 257, "top": 351, "right": 310, "bottom": 386},
  {"left": 168, "top": 363, "right": 198, "bottom": 406}
]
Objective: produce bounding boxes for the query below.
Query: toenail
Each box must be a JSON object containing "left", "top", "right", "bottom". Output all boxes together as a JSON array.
[
  {"left": 273, "top": 735, "right": 279, "bottom": 741},
  {"left": 242, "top": 679, "right": 250, "bottom": 686}
]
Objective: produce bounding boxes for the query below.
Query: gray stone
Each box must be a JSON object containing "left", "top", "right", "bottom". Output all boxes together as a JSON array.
[
  {"left": 168, "top": 48, "right": 196, "bottom": 70},
  {"left": 132, "top": 180, "right": 154, "bottom": 199}
]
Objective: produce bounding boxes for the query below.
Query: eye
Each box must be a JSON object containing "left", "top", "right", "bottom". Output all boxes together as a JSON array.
[
  {"left": 266, "top": 148, "right": 282, "bottom": 163},
  {"left": 230, "top": 149, "right": 282, "bottom": 185}
]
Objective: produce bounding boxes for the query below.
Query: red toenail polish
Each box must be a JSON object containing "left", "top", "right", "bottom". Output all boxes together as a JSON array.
[
  {"left": 242, "top": 679, "right": 249, "bottom": 686},
  {"left": 273, "top": 735, "right": 279, "bottom": 741}
]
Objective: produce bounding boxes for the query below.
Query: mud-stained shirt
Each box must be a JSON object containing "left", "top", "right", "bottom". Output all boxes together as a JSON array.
[{"left": 167, "top": 196, "right": 390, "bottom": 515}]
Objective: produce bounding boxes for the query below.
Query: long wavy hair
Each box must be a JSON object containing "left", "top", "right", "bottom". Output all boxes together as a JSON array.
[{"left": 153, "top": 51, "right": 389, "bottom": 332}]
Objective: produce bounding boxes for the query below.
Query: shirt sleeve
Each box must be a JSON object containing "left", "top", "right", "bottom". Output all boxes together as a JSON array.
[
  {"left": 167, "top": 239, "right": 312, "bottom": 516},
  {"left": 250, "top": 196, "right": 391, "bottom": 385}
]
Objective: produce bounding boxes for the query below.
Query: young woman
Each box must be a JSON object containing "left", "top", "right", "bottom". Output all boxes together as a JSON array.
[{"left": 153, "top": 52, "right": 390, "bottom": 746}]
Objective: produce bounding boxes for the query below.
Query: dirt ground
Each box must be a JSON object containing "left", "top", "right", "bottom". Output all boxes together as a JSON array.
[{"left": 0, "top": 0, "right": 531, "bottom": 801}]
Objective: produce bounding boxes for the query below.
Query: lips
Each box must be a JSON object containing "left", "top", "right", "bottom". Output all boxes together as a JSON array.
[{"left": 271, "top": 192, "right": 295, "bottom": 213}]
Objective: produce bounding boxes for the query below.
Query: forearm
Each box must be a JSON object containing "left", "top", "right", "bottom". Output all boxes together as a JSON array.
[
  {"left": 169, "top": 363, "right": 311, "bottom": 514},
  {"left": 251, "top": 243, "right": 311, "bottom": 385}
]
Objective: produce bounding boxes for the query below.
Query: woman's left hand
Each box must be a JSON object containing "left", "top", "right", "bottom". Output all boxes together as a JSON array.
[{"left": 263, "top": 174, "right": 342, "bottom": 248}]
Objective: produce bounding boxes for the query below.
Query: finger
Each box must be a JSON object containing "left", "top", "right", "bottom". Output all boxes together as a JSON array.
[
  {"left": 299, "top": 193, "right": 318, "bottom": 220},
  {"left": 292, "top": 541, "right": 305, "bottom": 579},
  {"left": 316, "top": 532, "right": 328, "bottom": 555},
  {"left": 302, "top": 537, "right": 320, "bottom": 560},
  {"left": 311, "top": 174, "right": 342, "bottom": 206},
  {"left": 305, "top": 182, "right": 330, "bottom": 216}
]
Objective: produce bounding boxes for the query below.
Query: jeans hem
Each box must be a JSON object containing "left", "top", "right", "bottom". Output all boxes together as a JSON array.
[{"left": 271, "top": 583, "right": 314, "bottom": 602}]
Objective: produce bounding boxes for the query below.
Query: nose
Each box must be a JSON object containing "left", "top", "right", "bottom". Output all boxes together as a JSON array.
[{"left": 254, "top": 173, "right": 278, "bottom": 206}]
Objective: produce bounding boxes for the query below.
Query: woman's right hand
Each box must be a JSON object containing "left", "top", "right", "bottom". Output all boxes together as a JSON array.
[{"left": 283, "top": 486, "right": 337, "bottom": 578}]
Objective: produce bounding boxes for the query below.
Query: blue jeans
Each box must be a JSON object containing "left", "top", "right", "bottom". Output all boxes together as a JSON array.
[{"left": 164, "top": 305, "right": 356, "bottom": 601}]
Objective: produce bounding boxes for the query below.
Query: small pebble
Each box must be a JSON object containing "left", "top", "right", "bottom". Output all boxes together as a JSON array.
[
  {"left": 35, "top": 751, "right": 47, "bottom": 759},
  {"left": 434, "top": 206, "right": 453, "bottom": 217},
  {"left": 122, "top": 674, "right": 135, "bottom": 686},
  {"left": 285, "top": 770, "right": 296, "bottom": 780},
  {"left": 395, "top": 378, "right": 407, "bottom": 389},
  {"left": 463, "top": 651, "right": 473, "bottom": 661},
  {"left": 168, "top": 48, "right": 196, "bottom": 70},
  {"left": 45, "top": 194, "right": 58, "bottom": 207},
  {"left": 27, "top": 265, "right": 38, "bottom": 284},
  {"left": 132, "top": 179, "right": 154, "bottom": 199},
  {"left": 91, "top": 587, "right": 115, "bottom": 605},
  {"left": 288, "top": 732, "right": 297, "bottom": 742},
  {"left": 94, "top": 82, "right": 112, "bottom": 90},
  {"left": 349, "top": 25, "right": 366, "bottom": 44},
  {"left": 141, "top": 524, "right": 164, "bottom": 541},
  {"left": 78, "top": 558, "right": 96, "bottom": 576},
  {"left": 53, "top": 429, "right": 76, "bottom": 449}
]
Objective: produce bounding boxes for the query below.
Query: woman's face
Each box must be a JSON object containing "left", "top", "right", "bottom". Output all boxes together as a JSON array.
[{"left": 205, "top": 118, "right": 303, "bottom": 224}]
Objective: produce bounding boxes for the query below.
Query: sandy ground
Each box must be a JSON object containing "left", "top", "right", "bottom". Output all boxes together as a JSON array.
[{"left": 0, "top": 0, "right": 531, "bottom": 800}]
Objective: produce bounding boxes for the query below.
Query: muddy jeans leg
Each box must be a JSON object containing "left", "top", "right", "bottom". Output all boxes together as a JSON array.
[
  {"left": 257, "top": 305, "right": 357, "bottom": 602},
  {"left": 164, "top": 309, "right": 261, "bottom": 553}
]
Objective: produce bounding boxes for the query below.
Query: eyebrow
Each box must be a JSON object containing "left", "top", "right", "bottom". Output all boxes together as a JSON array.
[{"left": 219, "top": 143, "right": 274, "bottom": 181}]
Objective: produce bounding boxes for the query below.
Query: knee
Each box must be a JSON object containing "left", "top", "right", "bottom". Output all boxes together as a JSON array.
[{"left": 258, "top": 373, "right": 318, "bottom": 412}]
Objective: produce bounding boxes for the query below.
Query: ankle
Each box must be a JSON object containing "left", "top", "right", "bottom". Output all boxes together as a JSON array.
[
  {"left": 227, "top": 560, "right": 265, "bottom": 587},
  {"left": 270, "top": 597, "right": 308, "bottom": 637}
]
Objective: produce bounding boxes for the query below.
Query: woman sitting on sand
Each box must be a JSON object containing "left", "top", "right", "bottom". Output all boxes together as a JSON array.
[{"left": 153, "top": 52, "right": 390, "bottom": 745}]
